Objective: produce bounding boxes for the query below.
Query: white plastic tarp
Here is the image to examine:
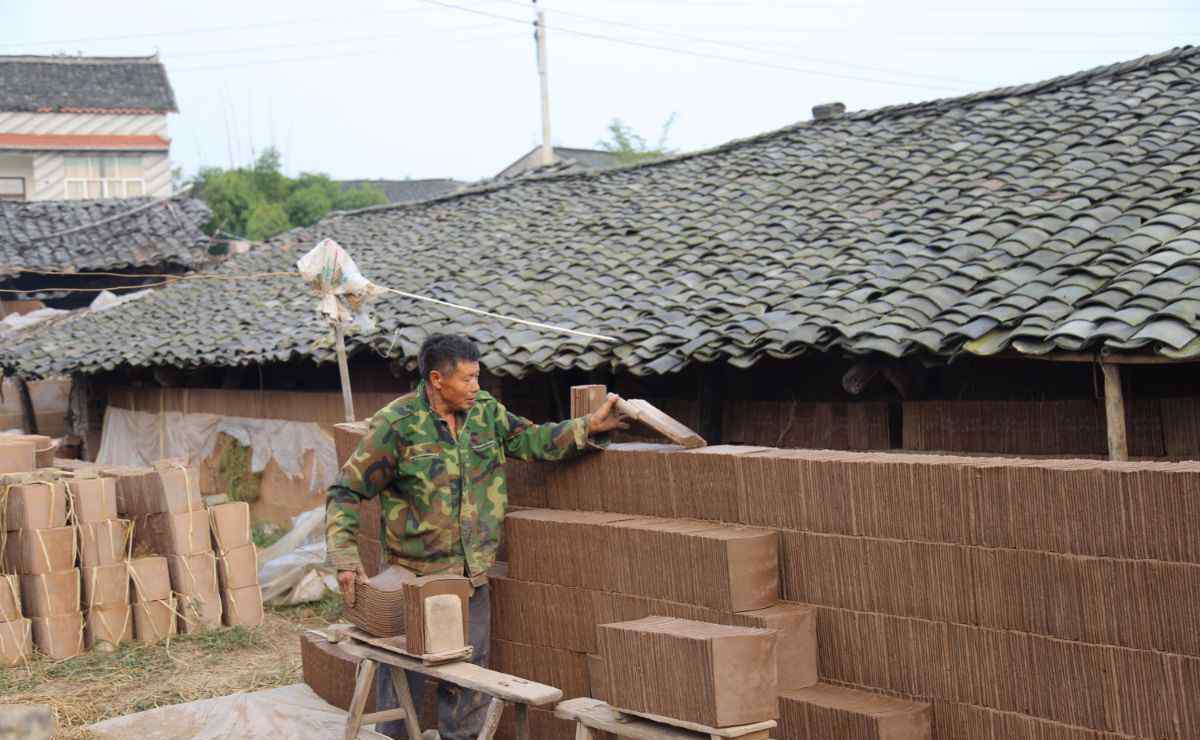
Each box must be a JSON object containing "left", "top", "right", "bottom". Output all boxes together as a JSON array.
[
  {"left": 258, "top": 506, "right": 338, "bottom": 606},
  {"left": 87, "top": 683, "right": 389, "bottom": 739},
  {"left": 96, "top": 407, "right": 338, "bottom": 493}
]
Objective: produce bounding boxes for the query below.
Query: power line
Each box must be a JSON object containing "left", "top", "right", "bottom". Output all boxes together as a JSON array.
[
  {"left": 409, "top": 0, "right": 974, "bottom": 93},
  {"left": 174, "top": 31, "right": 527, "bottom": 72},
  {"left": 477, "top": 0, "right": 987, "bottom": 88},
  {"left": 165, "top": 21, "right": 507, "bottom": 60},
  {"left": 0, "top": 6, "right": 434, "bottom": 50}
]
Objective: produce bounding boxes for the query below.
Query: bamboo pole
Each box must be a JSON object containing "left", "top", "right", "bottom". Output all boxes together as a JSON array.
[
  {"left": 333, "top": 321, "right": 355, "bottom": 423},
  {"left": 1101, "top": 364, "right": 1128, "bottom": 461}
]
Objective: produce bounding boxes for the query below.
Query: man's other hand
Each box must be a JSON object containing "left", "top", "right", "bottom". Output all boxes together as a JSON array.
[
  {"left": 338, "top": 566, "right": 368, "bottom": 607},
  {"left": 588, "top": 393, "right": 629, "bottom": 435}
]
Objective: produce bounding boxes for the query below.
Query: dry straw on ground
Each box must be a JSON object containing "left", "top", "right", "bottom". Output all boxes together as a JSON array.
[{"left": 2, "top": 595, "right": 343, "bottom": 739}]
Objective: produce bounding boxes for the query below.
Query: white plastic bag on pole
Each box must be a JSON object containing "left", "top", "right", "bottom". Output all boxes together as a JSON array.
[{"left": 296, "top": 238, "right": 384, "bottom": 333}]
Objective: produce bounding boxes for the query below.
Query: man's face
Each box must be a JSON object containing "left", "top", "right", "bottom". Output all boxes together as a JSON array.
[{"left": 430, "top": 360, "right": 481, "bottom": 413}]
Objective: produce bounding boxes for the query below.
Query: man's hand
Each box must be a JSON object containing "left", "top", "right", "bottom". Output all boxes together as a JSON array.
[
  {"left": 337, "top": 566, "right": 368, "bottom": 607},
  {"left": 587, "top": 393, "right": 629, "bottom": 435}
]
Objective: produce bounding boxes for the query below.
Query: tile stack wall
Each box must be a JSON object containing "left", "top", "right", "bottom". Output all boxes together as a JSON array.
[{"left": 502, "top": 444, "right": 1200, "bottom": 740}]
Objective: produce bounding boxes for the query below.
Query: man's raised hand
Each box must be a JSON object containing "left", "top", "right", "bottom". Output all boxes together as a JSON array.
[{"left": 587, "top": 393, "right": 630, "bottom": 435}]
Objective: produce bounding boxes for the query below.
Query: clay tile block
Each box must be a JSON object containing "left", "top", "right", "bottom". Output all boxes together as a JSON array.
[
  {"left": 167, "top": 552, "right": 219, "bottom": 597},
  {"left": 208, "top": 502, "right": 251, "bottom": 554},
  {"left": 3, "top": 481, "right": 67, "bottom": 530},
  {"left": 597, "top": 616, "right": 778, "bottom": 728},
  {"left": 2, "top": 527, "right": 77, "bottom": 575},
  {"left": 67, "top": 477, "right": 118, "bottom": 524}
]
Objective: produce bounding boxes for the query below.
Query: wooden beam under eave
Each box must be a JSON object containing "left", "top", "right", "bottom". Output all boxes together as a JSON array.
[
  {"left": 1101, "top": 364, "right": 1129, "bottom": 461},
  {"left": 989, "top": 350, "right": 1200, "bottom": 365}
]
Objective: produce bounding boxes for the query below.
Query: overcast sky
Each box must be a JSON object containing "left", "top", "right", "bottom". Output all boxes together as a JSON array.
[{"left": 5, "top": 1, "right": 1197, "bottom": 182}]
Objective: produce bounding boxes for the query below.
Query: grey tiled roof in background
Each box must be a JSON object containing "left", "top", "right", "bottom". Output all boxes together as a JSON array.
[
  {"left": 337, "top": 179, "right": 466, "bottom": 204},
  {"left": 4, "top": 47, "right": 1200, "bottom": 379},
  {"left": 496, "top": 146, "right": 624, "bottom": 179},
  {"left": 0, "top": 55, "right": 178, "bottom": 113},
  {"left": 0, "top": 195, "right": 213, "bottom": 277}
]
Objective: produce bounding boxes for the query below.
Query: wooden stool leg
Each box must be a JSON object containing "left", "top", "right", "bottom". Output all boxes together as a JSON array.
[
  {"left": 515, "top": 704, "right": 530, "bottom": 740},
  {"left": 389, "top": 667, "right": 423, "bottom": 740},
  {"left": 345, "top": 659, "right": 378, "bottom": 740},
  {"left": 476, "top": 697, "right": 507, "bottom": 740}
]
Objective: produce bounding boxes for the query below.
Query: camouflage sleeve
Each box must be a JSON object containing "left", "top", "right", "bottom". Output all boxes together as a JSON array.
[
  {"left": 326, "top": 414, "right": 401, "bottom": 570},
  {"left": 495, "top": 401, "right": 599, "bottom": 462}
]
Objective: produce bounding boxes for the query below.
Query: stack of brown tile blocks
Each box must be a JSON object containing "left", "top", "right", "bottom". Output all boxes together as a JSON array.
[
  {"left": 505, "top": 443, "right": 1200, "bottom": 739},
  {"left": 70, "top": 476, "right": 133, "bottom": 649},
  {"left": 210, "top": 502, "right": 263, "bottom": 628},
  {"left": 2, "top": 468, "right": 83, "bottom": 660}
]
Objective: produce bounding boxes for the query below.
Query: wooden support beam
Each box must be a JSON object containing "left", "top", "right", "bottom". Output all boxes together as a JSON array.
[
  {"left": 991, "top": 350, "right": 1200, "bottom": 365},
  {"left": 1102, "top": 364, "right": 1129, "bottom": 461},
  {"left": 697, "top": 364, "right": 724, "bottom": 445}
]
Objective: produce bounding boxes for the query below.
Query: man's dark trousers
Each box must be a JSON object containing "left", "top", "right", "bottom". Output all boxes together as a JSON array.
[{"left": 374, "top": 583, "right": 491, "bottom": 740}]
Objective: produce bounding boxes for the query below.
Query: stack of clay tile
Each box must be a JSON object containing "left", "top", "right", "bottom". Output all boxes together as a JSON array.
[
  {"left": 122, "top": 463, "right": 213, "bottom": 645},
  {"left": 1, "top": 442, "right": 84, "bottom": 660},
  {"left": 344, "top": 564, "right": 413, "bottom": 637},
  {"left": 0, "top": 568, "right": 30, "bottom": 666},
  {"left": 300, "top": 630, "right": 377, "bottom": 713},
  {"left": 594, "top": 444, "right": 1200, "bottom": 739},
  {"left": 210, "top": 501, "right": 263, "bottom": 628},
  {"left": 334, "top": 421, "right": 385, "bottom": 577},
  {"left": 596, "top": 616, "right": 778, "bottom": 728},
  {"left": 69, "top": 474, "right": 134, "bottom": 649},
  {"left": 721, "top": 400, "right": 890, "bottom": 451},
  {"left": 901, "top": 399, "right": 1166, "bottom": 458},
  {"left": 128, "top": 554, "right": 174, "bottom": 645},
  {"left": 777, "top": 684, "right": 931, "bottom": 740},
  {"left": 493, "top": 503, "right": 821, "bottom": 740}
]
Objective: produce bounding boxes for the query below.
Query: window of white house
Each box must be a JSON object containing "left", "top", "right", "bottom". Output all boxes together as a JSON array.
[
  {"left": 64, "top": 155, "right": 146, "bottom": 199},
  {"left": 0, "top": 177, "right": 25, "bottom": 201}
]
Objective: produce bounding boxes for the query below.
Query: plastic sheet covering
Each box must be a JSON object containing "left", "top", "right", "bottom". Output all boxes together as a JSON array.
[
  {"left": 258, "top": 507, "right": 338, "bottom": 606},
  {"left": 96, "top": 407, "right": 338, "bottom": 493},
  {"left": 297, "top": 237, "right": 384, "bottom": 333},
  {"left": 87, "top": 683, "right": 390, "bottom": 739}
]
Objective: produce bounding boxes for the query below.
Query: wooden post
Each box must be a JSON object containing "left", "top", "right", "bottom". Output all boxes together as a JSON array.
[
  {"left": 697, "top": 364, "right": 724, "bottom": 445},
  {"left": 333, "top": 321, "right": 355, "bottom": 423},
  {"left": 1101, "top": 363, "right": 1128, "bottom": 461},
  {"left": 534, "top": 3, "right": 554, "bottom": 167}
]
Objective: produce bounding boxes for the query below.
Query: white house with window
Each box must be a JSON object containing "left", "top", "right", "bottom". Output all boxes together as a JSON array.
[{"left": 0, "top": 54, "right": 177, "bottom": 202}]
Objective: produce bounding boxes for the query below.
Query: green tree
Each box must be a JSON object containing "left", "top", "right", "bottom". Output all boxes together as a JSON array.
[
  {"left": 244, "top": 202, "right": 290, "bottom": 241},
  {"left": 195, "top": 167, "right": 260, "bottom": 236},
  {"left": 189, "top": 150, "right": 390, "bottom": 241},
  {"left": 595, "top": 114, "right": 678, "bottom": 165},
  {"left": 332, "top": 183, "right": 388, "bottom": 211},
  {"left": 285, "top": 185, "right": 333, "bottom": 227}
]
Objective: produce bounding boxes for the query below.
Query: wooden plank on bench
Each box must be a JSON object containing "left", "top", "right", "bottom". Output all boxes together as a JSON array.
[
  {"left": 337, "top": 640, "right": 562, "bottom": 706},
  {"left": 555, "top": 699, "right": 774, "bottom": 740}
]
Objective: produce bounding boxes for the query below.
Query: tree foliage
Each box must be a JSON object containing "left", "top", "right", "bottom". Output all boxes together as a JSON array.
[
  {"left": 595, "top": 114, "right": 678, "bottom": 165},
  {"left": 192, "top": 147, "right": 388, "bottom": 240}
]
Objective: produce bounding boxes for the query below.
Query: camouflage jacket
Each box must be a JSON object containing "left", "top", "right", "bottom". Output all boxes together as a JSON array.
[{"left": 326, "top": 381, "right": 597, "bottom": 578}]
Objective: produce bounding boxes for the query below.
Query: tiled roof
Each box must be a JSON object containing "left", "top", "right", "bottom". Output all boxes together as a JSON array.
[
  {"left": 0, "top": 195, "right": 213, "bottom": 278},
  {"left": 4, "top": 47, "right": 1200, "bottom": 379},
  {"left": 337, "top": 179, "right": 466, "bottom": 204},
  {"left": 0, "top": 55, "right": 177, "bottom": 114}
]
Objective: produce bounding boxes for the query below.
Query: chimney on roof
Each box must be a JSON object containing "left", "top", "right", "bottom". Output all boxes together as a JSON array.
[{"left": 812, "top": 102, "right": 846, "bottom": 121}]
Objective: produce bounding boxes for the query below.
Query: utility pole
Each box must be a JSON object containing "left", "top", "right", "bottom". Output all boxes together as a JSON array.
[{"left": 534, "top": 0, "right": 554, "bottom": 167}]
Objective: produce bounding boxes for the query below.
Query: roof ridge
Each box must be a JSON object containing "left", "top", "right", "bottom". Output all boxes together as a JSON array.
[
  {"left": 317, "top": 46, "right": 1200, "bottom": 222},
  {"left": 854, "top": 44, "right": 1200, "bottom": 123},
  {"left": 0, "top": 54, "right": 163, "bottom": 65}
]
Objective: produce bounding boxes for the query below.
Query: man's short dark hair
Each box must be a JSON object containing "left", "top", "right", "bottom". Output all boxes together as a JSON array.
[{"left": 418, "top": 334, "right": 481, "bottom": 380}]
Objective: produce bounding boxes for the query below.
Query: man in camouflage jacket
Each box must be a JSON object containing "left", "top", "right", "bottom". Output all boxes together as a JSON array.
[{"left": 327, "top": 333, "right": 625, "bottom": 740}]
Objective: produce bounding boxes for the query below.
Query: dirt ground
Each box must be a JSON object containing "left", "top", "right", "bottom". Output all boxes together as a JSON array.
[{"left": 1, "top": 595, "right": 344, "bottom": 740}]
